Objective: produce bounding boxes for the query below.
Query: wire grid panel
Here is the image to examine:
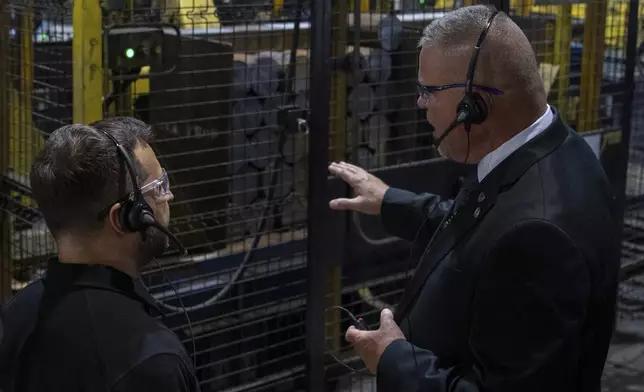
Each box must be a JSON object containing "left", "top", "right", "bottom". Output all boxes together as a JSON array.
[
  {"left": 323, "top": 0, "right": 638, "bottom": 390},
  {"left": 328, "top": 2, "right": 442, "bottom": 173},
  {"left": 623, "top": 3, "right": 644, "bottom": 280},
  {"left": 0, "top": 2, "right": 71, "bottom": 301},
  {"left": 101, "top": 1, "right": 314, "bottom": 391},
  {"left": 324, "top": 2, "right": 452, "bottom": 388}
]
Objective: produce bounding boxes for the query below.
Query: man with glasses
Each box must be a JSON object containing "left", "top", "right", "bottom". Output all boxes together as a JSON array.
[
  {"left": 329, "top": 5, "right": 620, "bottom": 392},
  {"left": 0, "top": 117, "right": 199, "bottom": 392}
]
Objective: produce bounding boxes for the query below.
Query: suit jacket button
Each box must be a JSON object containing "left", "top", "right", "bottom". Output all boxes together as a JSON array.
[
  {"left": 474, "top": 206, "right": 481, "bottom": 218},
  {"left": 478, "top": 192, "right": 486, "bottom": 203}
]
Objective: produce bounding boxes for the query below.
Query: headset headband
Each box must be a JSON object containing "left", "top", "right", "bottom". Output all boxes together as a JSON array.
[
  {"left": 465, "top": 10, "right": 500, "bottom": 97},
  {"left": 98, "top": 130, "right": 143, "bottom": 200}
]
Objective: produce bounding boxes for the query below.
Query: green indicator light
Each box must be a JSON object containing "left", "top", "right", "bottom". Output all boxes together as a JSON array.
[
  {"left": 40, "top": 33, "right": 48, "bottom": 40},
  {"left": 125, "top": 48, "right": 135, "bottom": 59}
]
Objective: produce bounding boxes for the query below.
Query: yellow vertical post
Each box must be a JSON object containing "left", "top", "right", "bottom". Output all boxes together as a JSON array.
[
  {"left": 273, "top": 0, "right": 284, "bottom": 16},
  {"left": 326, "top": 0, "right": 348, "bottom": 354},
  {"left": 375, "top": 0, "right": 393, "bottom": 12},
  {"left": 0, "top": 0, "right": 11, "bottom": 302},
  {"left": 513, "top": 0, "right": 534, "bottom": 16},
  {"left": 578, "top": 0, "right": 607, "bottom": 132},
  {"left": 554, "top": 4, "right": 572, "bottom": 123},
  {"left": 16, "top": 5, "right": 34, "bottom": 178},
  {"left": 361, "top": 0, "right": 370, "bottom": 12},
  {"left": 73, "top": 0, "right": 104, "bottom": 124}
]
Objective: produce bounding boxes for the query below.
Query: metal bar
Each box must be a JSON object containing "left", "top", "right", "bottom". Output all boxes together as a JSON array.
[
  {"left": 35, "top": 12, "right": 456, "bottom": 43},
  {"left": 273, "top": 0, "right": 285, "bottom": 15},
  {"left": 0, "top": 0, "right": 11, "bottom": 302},
  {"left": 578, "top": 0, "right": 607, "bottom": 132},
  {"left": 554, "top": 4, "right": 572, "bottom": 123},
  {"left": 614, "top": 0, "right": 640, "bottom": 233},
  {"left": 512, "top": 0, "right": 532, "bottom": 16},
  {"left": 307, "top": 0, "right": 333, "bottom": 389},
  {"left": 72, "top": 0, "right": 103, "bottom": 124},
  {"left": 325, "top": 0, "right": 350, "bottom": 355},
  {"left": 18, "top": 5, "right": 34, "bottom": 178}
]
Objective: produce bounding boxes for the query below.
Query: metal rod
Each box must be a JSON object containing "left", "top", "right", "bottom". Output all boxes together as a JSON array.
[
  {"left": 615, "top": 0, "right": 641, "bottom": 234},
  {"left": 307, "top": 0, "right": 333, "bottom": 388},
  {"left": 0, "top": 0, "right": 11, "bottom": 302},
  {"left": 72, "top": 0, "right": 103, "bottom": 124}
]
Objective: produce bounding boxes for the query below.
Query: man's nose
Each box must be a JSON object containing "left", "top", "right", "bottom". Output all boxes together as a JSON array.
[{"left": 417, "top": 96, "right": 428, "bottom": 109}]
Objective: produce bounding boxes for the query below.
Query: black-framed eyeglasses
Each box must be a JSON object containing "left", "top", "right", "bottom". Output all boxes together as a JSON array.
[{"left": 417, "top": 83, "right": 504, "bottom": 103}]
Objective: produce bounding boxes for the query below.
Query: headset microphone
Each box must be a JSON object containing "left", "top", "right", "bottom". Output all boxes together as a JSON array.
[
  {"left": 432, "top": 110, "right": 469, "bottom": 148},
  {"left": 140, "top": 212, "right": 188, "bottom": 256}
]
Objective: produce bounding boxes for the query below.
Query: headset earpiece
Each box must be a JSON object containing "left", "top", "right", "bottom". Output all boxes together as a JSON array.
[
  {"left": 457, "top": 92, "right": 488, "bottom": 127},
  {"left": 119, "top": 196, "right": 154, "bottom": 233}
]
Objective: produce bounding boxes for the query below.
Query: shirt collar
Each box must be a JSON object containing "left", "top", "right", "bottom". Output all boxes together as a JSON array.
[
  {"left": 477, "top": 104, "right": 554, "bottom": 182},
  {"left": 43, "top": 257, "right": 163, "bottom": 316}
]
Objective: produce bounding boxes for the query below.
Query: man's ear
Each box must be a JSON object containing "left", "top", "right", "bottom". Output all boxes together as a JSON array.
[{"left": 108, "top": 203, "right": 126, "bottom": 235}]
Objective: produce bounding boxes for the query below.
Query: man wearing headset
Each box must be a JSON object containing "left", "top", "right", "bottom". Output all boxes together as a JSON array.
[
  {"left": 0, "top": 117, "right": 199, "bottom": 392},
  {"left": 329, "top": 5, "right": 620, "bottom": 392}
]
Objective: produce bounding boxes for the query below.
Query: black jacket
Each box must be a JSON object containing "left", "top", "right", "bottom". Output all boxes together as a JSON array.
[
  {"left": 0, "top": 258, "right": 200, "bottom": 392},
  {"left": 377, "top": 110, "right": 621, "bottom": 392}
]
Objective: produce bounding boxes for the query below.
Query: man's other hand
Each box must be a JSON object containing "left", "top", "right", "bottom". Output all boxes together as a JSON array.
[
  {"left": 328, "top": 161, "right": 390, "bottom": 215},
  {"left": 345, "top": 308, "right": 406, "bottom": 374}
]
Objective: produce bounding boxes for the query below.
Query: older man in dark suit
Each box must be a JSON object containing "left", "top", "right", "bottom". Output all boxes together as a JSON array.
[{"left": 328, "top": 5, "right": 621, "bottom": 392}]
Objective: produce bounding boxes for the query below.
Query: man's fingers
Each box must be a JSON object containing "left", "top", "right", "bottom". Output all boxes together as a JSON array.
[
  {"left": 329, "top": 163, "right": 358, "bottom": 185},
  {"left": 345, "top": 325, "right": 361, "bottom": 343},
  {"left": 338, "top": 161, "right": 362, "bottom": 173},
  {"left": 329, "top": 161, "right": 366, "bottom": 186},
  {"left": 380, "top": 308, "right": 395, "bottom": 326},
  {"left": 329, "top": 197, "right": 362, "bottom": 211}
]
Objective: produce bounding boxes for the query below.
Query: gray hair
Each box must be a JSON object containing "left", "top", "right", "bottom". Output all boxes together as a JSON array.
[{"left": 418, "top": 5, "right": 545, "bottom": 99}]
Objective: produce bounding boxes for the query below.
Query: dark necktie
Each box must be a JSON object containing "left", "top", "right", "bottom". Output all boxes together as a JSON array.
[
  {"left": 455, "top": 173, "right": 479, "bottom": 210},
  {"left": 441, "top": 173, "right": 479, "bottom": 231}
]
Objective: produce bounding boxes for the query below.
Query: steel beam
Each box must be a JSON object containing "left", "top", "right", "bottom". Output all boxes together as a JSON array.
[
  {"left": 73, "top": 0, "right": 104, "bottom": 124},
  {"left": 578, "top": 0, "right": 607, "bottom": 132},
  {"left": 0, "top": 0, "right": 11, "bottom": 302},
  {"left": 307, "top": 0, "right": 333, "bottom": 389}
]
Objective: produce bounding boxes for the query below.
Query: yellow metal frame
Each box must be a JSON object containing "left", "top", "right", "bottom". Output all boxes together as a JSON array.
[
  {"left": 578, "top": 0, "right": 607, "bottom": 132},
  {"left": 554, "top": 4, "right": 572, "bottom": 123},
  {"left": 9, "top": 5, "right": 37, "bottom": 178},
  {"left": 349, "top": 0, "right": 371, "bottom": 12},
  {"left": 176, "top": 0, "right": 220, "bottom": 29},
  {"left": 73, "top": 0, "right": 104, "bottom": 124},
  {"left": 326, "top": 0, "right": 349, "bottom": 353}
]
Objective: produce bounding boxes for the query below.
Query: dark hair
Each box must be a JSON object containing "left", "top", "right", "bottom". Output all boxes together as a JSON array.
[{"left": 30, "top": 117, "right": 154, "bottom": 237}]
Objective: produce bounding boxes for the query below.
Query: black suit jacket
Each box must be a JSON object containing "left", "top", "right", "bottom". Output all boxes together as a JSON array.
[{"left": 376, "top": 110, "right": 621, "bottom": 392}]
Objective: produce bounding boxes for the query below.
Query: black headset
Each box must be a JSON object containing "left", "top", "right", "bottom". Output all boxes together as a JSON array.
[
  {"left": 433, "top": 9, "right": 500, "bottom": 148},
  {"left": 99, "top": 130, "right": 187, "bottom": 255}
]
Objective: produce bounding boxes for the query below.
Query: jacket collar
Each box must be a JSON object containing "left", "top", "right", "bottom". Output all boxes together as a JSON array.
[
  {"left": 43, "top": 257, "right": 163, "bottom": 316},
  {"left": 477, "top": 104, "right": 554, "bottom": 182},
  {"left": 395, "top": 109, "right": 570, "bottom": 322}
]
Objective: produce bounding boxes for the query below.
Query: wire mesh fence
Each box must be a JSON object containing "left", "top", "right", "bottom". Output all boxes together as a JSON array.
[
  {"left": 125, "top": 1, "right": 313, "bottom": 390},
  {"left": 0, "top": 0, "right": 643, "bottom": 391},
  {"left": 0, "top": 2, "right": 72, "bottom": 299}
]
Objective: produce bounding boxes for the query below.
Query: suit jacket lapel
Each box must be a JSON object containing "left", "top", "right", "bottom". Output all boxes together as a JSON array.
[{"left": 395, "top": 180, "right": 497, "bottom": 322}]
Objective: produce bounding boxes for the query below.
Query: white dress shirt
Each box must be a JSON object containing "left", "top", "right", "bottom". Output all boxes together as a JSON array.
[{"left": 477, "top": 105, "right": 554, "bottom": 182}]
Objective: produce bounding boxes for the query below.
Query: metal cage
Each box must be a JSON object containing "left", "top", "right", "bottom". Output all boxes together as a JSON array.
[{"left": 0, "top": 0, "right": 643, "bottom": 390}]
